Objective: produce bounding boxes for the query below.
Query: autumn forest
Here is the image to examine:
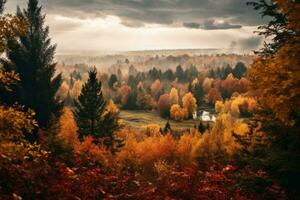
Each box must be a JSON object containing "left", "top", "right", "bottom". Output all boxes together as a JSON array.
[{"left": 0, "top": 0, "right": 299, "bottom": 199}]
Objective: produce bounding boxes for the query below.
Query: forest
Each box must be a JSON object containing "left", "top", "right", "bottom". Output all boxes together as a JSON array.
[{"left": 0, "top": 0, "right": 299, "bottom": 199}]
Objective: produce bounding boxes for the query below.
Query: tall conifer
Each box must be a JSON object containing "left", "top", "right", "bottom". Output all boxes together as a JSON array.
[
  {"left": 1, "top": 0, "right": 63, "bottom": 133},
  {"left": 73, "top": 68, "right": 106, "bottom": 140}
]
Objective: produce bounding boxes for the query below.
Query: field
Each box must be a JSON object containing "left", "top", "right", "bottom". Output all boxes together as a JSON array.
[{"left": 120, "top": 110, "right": 208, "bottom": 131}]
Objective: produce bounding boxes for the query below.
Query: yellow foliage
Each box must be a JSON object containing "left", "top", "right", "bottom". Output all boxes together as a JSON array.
[
  {"left": 176, "top": 132, "right": 203, "bottom": 166},
  {"left": 141, "top": 124, "right": 161, "bottom": 137},
  {"left": 215, "top": 101, "right": 224, "bottom": 113},
  {"left": 0, "top": 14, "right": 28, "bottom": 52},
  {"left": 104, "top": 100, "right": 119, "bottom": 115},
  {"left": 169, "top": 87, "right": 179, "bottom": 105},
  {"left": 182, "top": 92, "right": 197, "bottom": 118},
  {"left": 216, "top": 95, "right": 257, "bottom": 117},
  {"left": 71, "top": 80, "right": 83, "bottom": 98},
  {"left": 202, "top": 77, "right": 213, "bottom": 93},
  {"left": 0, "top": 105, "right": 38, "bottom": 141},
  {"left": 58, "top": 107, "right": 79, "bottom": 147}
]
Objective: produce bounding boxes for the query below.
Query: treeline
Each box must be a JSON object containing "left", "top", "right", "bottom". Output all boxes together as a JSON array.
[
  {"left": 0, "top": 0, "right": 299, "bottom": 199},
  {"left": 59, "top": 61, "right": 249, "bottom": 119}
]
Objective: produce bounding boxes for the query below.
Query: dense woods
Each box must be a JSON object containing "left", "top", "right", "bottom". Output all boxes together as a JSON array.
[{"left": 0, "top": 0, "right": 299, "bottom": 199}]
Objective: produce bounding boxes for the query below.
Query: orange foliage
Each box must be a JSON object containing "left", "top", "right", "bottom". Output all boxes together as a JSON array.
[
  {"left": 151, "top": 79, "right": 163, "bottom": 98},
  {"left": 57, "top": 81, "right": 69, "bottom": 99},
  {"left": 157, "top": 94, "right": 171, "bottom": 117},
  {"left": 182, "top": 92, "right": 197, "bottom": 118},
  {"left": 208, "top": 88, "right": 223, "bottom": 105},
  {"left": 59, "top": 107, "right": 79, "bottom": 147},
  {"left": 118, "top": 85, "right": 131, "bottom": 105},
  {"left": 75, "top": 136, "right": 111, "bottom": 167},
  {"left": 170, "top": 104, "right": 188, "bottom": 121}
]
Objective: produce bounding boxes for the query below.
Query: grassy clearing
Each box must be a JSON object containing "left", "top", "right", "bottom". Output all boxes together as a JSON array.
[{"left": 120, "top": 110, "right": 208, "bottom": 131}]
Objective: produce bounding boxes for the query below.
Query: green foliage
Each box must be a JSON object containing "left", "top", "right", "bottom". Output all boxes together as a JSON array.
[
  {"left": 233, "top": 62, "right": 247, "bottom": 79},
  {"left": 1, "top": 0, "right": 63, "bottom": 131},
  {"left": 175, "top": 65, "right": 185, "bottom": 82},
  {"left": 73, "top": 68, "right": 106, "bottom": 140}
]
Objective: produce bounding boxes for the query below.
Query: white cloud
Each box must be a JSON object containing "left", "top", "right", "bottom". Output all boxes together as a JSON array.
[{"left": 46, "top": 15, "right": 259, "bottom": 53}]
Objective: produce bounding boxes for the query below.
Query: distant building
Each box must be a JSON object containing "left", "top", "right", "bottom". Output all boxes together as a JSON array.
[
  {"left": 193, "top": 111, "right": 197, "bottom": 120},
  {"left": 199, "top": 111, "right": 216, "bottom": 122}
]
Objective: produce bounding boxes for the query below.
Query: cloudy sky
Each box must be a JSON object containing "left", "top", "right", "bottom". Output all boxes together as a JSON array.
[{"left": 5, "top": 0, "right": 266, "bottom": 54}]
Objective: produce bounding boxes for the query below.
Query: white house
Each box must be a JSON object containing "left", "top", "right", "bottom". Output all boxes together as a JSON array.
[{"left": 201, "top": 111, "right": 211, "bottom": 122}]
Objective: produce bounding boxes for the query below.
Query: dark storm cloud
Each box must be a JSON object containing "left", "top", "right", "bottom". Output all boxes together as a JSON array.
[
  {"left": 183, "top": 19, "right": 242, "bottom": 30},
  {"left": 6, "top": 0, "right": 266, "bottom": 28},
  {"left": 238, "top": 36, "right": 263, "bottom": 50},
  {"left": 230, "top": 36, "right": 264, "bottom": 51}
]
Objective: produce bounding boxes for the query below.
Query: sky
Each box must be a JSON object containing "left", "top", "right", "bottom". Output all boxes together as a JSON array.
[{"left": 5, "top": 0, "right": 266, "bottom": 54}]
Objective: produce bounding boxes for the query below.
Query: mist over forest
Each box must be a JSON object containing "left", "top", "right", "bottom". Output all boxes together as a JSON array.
[{"left": 0, "top": 0, "right": 299, "bottom": 199}]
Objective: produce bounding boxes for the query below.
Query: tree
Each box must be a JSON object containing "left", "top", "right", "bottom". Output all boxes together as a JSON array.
[
  {"left": 163, "top": 121, "right": 171, "bottom": 133},
  {"left": 175, "top": 65, "right": 185, "bottom": 82},
  {"left": 136, "top": 86, "right": 152, "bottom": 110},
  {"left": 237, "top": 1, "right": 300, "bottom": 198},
  {"left": 151, "top": 79, "right": 163, "bottom": 100},
  {"left": 169, "top": 87, "right": 179, "bottom": 105},
  {"left": 182, "top": 92, "right": 197, "bottom": 118},
  {"left": 233, "top": 62, "right": 247, "bottom": 79},
  {"left": 198, "top": 121, "right": 206, "bottom": 134},
  {"left": 247, "top": 0, "right": 295, "bottom": 55},
  {"left": 249, "top": 0, "right": 300, "bottom": 126},
  {"left": 170, "top": 104, "right": 187, "bottom": 121},
  {"left": 208, "top": 69, "right": 216, "bottom": 78},
  {"left": 157, "top": 94, "right": 171, "bottom": 118},
  {"left": 202, "top": 78, "right": 213, "bottom": 94},
  {"left": 108, "top": 74, "right": 118, "bottom": 89},
  {"left": 2, "top": 0, "right": 63, "bottom": 131},
  {"left": 101, "top": 100, "right": 123, "bottom": 153},
  {"left": 222, "top": 65, "right": 233, "bottom": 80},
  {"left": 191, "top": 78, "right": 204, "bottom": 104},
  {"left": 73, "top": 68, "right": 106, "bottom": 140},
  {"left": 163, "top": 69, "right": 175, "bottom": 81},
  {"left": 208, "top": 88, "right": 223, "bottom": 105}
]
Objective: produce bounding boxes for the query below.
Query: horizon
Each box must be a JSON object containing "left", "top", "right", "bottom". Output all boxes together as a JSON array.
[{"left": 5, "top": 0, "right": 265, "bottom": 54}]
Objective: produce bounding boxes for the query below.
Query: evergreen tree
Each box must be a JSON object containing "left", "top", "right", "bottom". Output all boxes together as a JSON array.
[
  {"left": 198, "top": 121, "right": 205, "bottom": 134},
  {"left": 1, "top": 0, "right": 63, "bottom": 131},
  {"left": 208, "top": 69, "right": 216, "bottom": 78},
  {"left": 222, "top": 64, "right": 233, "bottom": 79},
  {"left": 163, "top": 69, "right": 175, "bottom": 81},
  {"left": 108, "top": 74, "right": 118, "bottom": 88},
  {"left": 163, "top": 121, "right": 171, "bottom": 134},
  {"left": 73, "top": 68, "right": 106, "bottom": 140},
  {"left": 233, "top": 62, "right": 247, "bottom": 79},
  {"left": 175, "top": 65, "right": 185, "bottom": 82},
  {"left": 193, "top": 83, "right": 204, "bottom": 106}
]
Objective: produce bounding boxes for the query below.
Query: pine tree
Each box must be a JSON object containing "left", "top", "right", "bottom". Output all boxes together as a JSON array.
[
  {"left": 163, "top": 121, "right": 171, "bottom": 134},
  {"left": 233, "top": 62, "right": 247, "bottom": 79},
  {"left": 1, "top": 0, "right": 63, "bottom": 132},
  {"left": 175, "top": 65, "right": 185, "bottom": 82},
  {"left": 73, "top": 68, "right": 106, "bottom": 140}
]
